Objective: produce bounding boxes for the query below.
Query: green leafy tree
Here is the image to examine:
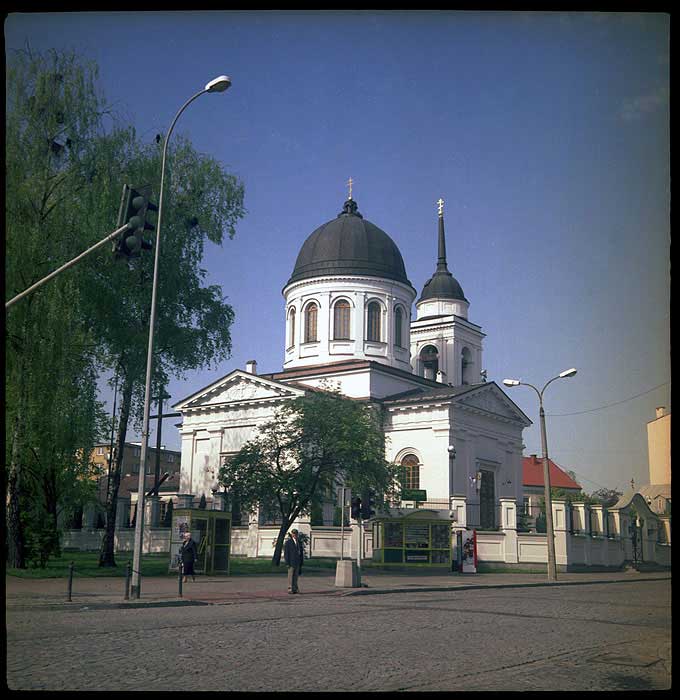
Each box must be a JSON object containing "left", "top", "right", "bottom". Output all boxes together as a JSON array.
[
  {"left": 88, "top": 133, "right": 244, "bottom": 568},
  {"left": 218, "top": 389, "right": 399, "bottom": 566},
  {"left": 6, "top": 48, "right": 111, "bottom": 568},
  {"left": 590, "top": 488, "right": 623, "bottom": 508}
]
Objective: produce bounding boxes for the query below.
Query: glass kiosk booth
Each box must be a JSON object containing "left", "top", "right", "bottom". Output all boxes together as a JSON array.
[
  {"left": 169, "top": 509, "right": 232, "bottom": 575},
  {"left": 371, "top": 509, "right": 452, "bottom": 566}
]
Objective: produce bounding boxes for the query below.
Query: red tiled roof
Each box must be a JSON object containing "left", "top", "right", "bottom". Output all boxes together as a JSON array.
[{"left": 522, "top": 456, "right": 582, "bottom": 490}]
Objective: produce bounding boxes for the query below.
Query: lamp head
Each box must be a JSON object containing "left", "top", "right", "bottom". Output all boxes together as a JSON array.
[
  {"left": 205, "top": 75, "right": 232, "bottom": 93},
  {"left": 558, "top": 368, "right": 577, "bottom": 378},
  {"left": 503, "top": 379, "right": 520, "bottom": 387},
  {"left": 447, "top": 444, "right": 456, "bottom": 457}
]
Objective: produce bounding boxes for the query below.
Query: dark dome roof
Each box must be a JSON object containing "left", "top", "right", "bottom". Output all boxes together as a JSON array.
[
  {"left": 287, "top": 199, "right": 413, "bottom": 288},
  {"left": 418, "top": 269, "right": 467, "bottom": 303},
  {"left": 417, "top": 210, "right": 467, "bottom": 303}
]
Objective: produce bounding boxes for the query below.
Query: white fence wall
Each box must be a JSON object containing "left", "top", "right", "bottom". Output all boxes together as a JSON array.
[{"left": 59, "top": 498, "right": 670, "bottom": 571}]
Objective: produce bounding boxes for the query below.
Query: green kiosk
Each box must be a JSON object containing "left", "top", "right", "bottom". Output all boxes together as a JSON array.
[
  {"left": 169, "top": 508, "right": 232, "bottom": 575},
  {"left": 371, "top": 509, "right": 452, "bottom": 566}
]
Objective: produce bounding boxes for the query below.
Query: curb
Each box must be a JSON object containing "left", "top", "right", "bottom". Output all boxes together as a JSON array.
[{"left": 340, "top": 574, "right": 672, "bottom": 596}]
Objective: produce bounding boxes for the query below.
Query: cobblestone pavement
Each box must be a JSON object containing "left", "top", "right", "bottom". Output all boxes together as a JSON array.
[{"left": 6, "top": 577, "right": 671, "bottom": 691}]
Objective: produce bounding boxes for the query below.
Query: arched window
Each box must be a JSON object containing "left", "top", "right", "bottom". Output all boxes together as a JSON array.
[
  {"left": 366, "top": 301, "right": 382, "bottom": 342},
  {"left": 288, "top": 307, "right": 296, "bottom": 347},
  {"left": 305, "top": 303, "right": 318, "bottom": 343},
  {"left": 333, "top": 300, "right": 351, "bottom": 340},
  {"left": 461, "top": 347, "right": 472, "bottom": 385},
  {"left": 420, "top": 345, "right": 438, "bottom": 380},
  {"left": 400, "top": 454, "right": 420, "bottom": 490},
  {"left": 394, "top": 306, "right": 403, "bottom": 348}
]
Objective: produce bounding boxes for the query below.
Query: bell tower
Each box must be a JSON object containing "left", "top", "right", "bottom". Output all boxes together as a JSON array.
[{"left": 410, "top": 199, "right": 485, "bottom": 385}]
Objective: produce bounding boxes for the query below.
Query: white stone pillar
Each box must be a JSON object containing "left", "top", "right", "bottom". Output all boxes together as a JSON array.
[
  {"left": 212, "top": 492, "right": 227, "bottom": 511},
  {"left": 450, "top": 495, "right": 467, "bottom": 530},
  {"left": 499, "top": 498, "right": 518, "bottom": 564},
  {"left": 115, "top": 496, "right": 131, "bottom": 529},
  {"left": 590, "top": 504, "right": 604, "bottom": 536},
  {"left": 551, "top": 499, "right": 569, "bottom": 569},
  {"left": 246, "top": 507, "right": 260, "bottom": 558},
  {"left": 572, "top": 502, "right": 586, "bottom": 534},
  {"left": 83, "top": 503, "right": 98, "bottom": 529},
  {"left": 177, "top": 494, "right": 195, "bottom": 509},
  {"left": 146, "top": 495, "right": 161, "bottom": 527},
  {"left": 292, "top": 511, "right": 312, "bottom": 557}
]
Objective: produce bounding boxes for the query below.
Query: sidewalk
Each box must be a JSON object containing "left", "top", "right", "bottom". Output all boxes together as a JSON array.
[{"left": 6, "top": 567, "right": 670, "bottom": 609}]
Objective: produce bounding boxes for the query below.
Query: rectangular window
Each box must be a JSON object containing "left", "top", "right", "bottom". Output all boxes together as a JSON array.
[{"left": 96, "top": 447, "right": 104, "bottom": 455}]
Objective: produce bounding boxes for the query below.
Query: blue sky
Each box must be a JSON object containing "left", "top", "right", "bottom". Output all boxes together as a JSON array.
[{"left": 5, "top": 11, "right": 670, "bottom": 494}]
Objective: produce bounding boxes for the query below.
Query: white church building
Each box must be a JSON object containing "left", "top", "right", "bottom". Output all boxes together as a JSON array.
[{"left": 173, "top": 194, "right": 533, "bottom": 551}]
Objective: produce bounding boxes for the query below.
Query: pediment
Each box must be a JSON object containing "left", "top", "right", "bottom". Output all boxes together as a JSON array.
[
  {"left": 455, "top": 384, "right": 531, "bottom": 425},
  {"left": 174, "top": 370, "right": 304, "bottom": 411}
]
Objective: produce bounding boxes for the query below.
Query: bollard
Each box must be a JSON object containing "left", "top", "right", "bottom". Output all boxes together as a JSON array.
[
  {"left": 124, "top": 561, "right": 131, "bottom": 600},
  {"left": 178, "top": 561, "right": 183, "bottom": 597},
  {"left": 67, "top": 561, "right": 74, "bottom": 602}
]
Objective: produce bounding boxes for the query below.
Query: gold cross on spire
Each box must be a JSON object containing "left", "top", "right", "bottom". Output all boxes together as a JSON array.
[
  {"left": 437, "top": 198, "right": 444, "bottom": 216},
  {"left": 347, "top": 177, "right": 353, "bottom": 200}
]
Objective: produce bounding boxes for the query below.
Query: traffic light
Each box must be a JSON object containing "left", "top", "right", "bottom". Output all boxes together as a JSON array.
[
  {"left": 360, "top": 490, "right": 376, "bottom": 520},
  {"left": 350, "top": 496, "right": 362, "bottom": 520},
  {"left": 113, "top": 183, "right": 157, "bottom": 259}
]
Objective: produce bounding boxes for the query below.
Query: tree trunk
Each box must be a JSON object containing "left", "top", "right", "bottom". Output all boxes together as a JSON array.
[
  {"left": 270, "top": 505, "right": 303, "bottom": 567},
  {"left": 6, "top": 334, "right": 29, "bottom": 569},
  {"left": 99, "top": 369, "right": 133, "bottom": 567}
]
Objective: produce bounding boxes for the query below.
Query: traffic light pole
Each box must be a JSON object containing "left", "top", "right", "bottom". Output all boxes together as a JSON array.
[{"left": 5, "top": 223, "right": 131, "bottom": 309}]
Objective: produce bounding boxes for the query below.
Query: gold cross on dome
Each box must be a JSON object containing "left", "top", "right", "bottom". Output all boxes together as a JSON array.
[
  {"left": 437, "top": 198, "right": 444, "bottom": 216},
  {"left": 347, "top": 177, "right": 353, "bottom": 200}
]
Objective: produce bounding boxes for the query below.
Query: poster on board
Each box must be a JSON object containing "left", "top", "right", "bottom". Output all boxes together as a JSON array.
[{"left": 461, "top": 529, "right": 477, "bottom": 573}]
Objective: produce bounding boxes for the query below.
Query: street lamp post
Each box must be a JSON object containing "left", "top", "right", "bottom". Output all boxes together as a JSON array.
[
  {"left": 502, "top": 368, "right": 577, "bottom": 583},
  {"left": 447, "top": 444, "right": 456, "bottom": 504},
  {"left": 130, "top": 75, "right": 232, "bottom": 599}
]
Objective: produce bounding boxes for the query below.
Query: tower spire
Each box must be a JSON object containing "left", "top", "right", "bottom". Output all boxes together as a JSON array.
[{"left": 436, "top": 197, "right": 448, "bottom": 272}]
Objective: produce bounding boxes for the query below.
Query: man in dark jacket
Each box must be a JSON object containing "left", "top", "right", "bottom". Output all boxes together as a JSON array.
[{"left": 283, "top": 528, "right": 304, "bottom": 594}]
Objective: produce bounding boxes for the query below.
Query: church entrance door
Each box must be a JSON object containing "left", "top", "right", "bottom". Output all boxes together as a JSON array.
[{"left": 479, "top": 470, "right": 495, "bottom": 530}]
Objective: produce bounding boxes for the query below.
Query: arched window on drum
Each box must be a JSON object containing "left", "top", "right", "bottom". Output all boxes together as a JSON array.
[
  {"left": 366, "top": 301, "right": 382, "bottom": 342},
  {"left": 305, "top": 303, "right": 318, "bottom": 343},
  {"left": 333, "top": 299, "right": 351, "bottom": 340}
]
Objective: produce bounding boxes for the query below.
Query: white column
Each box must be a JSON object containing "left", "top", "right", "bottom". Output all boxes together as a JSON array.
[
  {"left": 246, "top": 506, "right": 260, "bottom": 558},
  {"left": 146, "top": 495, "right": 161, "bottom": 527},
  {"left": 115, "top": 496, "right": 131, "bottom": 529},
  {"left": 450, "top": 495, "right": 467, "bottom": 530},
  {"left": 499, "top": 498, "right": 518, "bottom": 564},
  {"left": 551, "top": 499, "right": 569, "bottom": 569}
]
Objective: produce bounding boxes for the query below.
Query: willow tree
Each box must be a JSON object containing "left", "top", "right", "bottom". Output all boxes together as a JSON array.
[
  {"left": 6, "top": 47, "right": 246, "bottom": 569},
  {"left": 218, "top": 390, "right": 399, "bottom": 566},
  {"left": 5, "top": 47, "right": 111, "bottom": 567}
]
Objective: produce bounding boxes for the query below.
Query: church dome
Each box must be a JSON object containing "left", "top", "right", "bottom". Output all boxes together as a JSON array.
[
  {"left": 418, "top": 268, "right": 467, "bottom": 303},
  {"left": 287, "top": 199, "right": 412, "bottom": 288}
]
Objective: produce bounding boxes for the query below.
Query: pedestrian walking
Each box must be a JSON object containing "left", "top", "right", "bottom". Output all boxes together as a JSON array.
[
  {"left": 180, "top": 531, "right": 198, "bottom": 583},
  {"left": 284, "top": 528, "right": 304, "bottom": 594}
]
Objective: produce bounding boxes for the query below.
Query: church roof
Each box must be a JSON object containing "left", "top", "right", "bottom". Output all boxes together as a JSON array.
[
  {"left": 418, "top": 207, "right": 467, "bottom": 303},
  {"left": 286, "top": 198, "right": 413, "bottom": 288}
]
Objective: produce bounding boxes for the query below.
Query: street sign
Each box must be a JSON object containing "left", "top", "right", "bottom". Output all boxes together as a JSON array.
[
  {"left": 337, "top": 486, "right": 351, "bottom": 507},
  {"left": 401, "top": 488, "right": 427, "bottom": 502}
]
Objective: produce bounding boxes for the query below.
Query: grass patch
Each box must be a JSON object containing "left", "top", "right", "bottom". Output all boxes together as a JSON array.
[
  {"left": 6, "top": 551, "right": 171, "bottom": 579},
  {"left": 6, "top": 552, "right": 341, "bottom": 579}
]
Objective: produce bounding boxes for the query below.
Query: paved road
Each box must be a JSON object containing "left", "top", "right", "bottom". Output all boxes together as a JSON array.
[{"left": 6, "top": 578, "right": 671, "bottom": 691}]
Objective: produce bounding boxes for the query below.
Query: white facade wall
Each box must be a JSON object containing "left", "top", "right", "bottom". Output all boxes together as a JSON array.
[
  {"left": 283, "top": 276, "right": 416, "bottom": 371},
  {"left": 410, "top": 314, "right": 485, "bottom": 385}
]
